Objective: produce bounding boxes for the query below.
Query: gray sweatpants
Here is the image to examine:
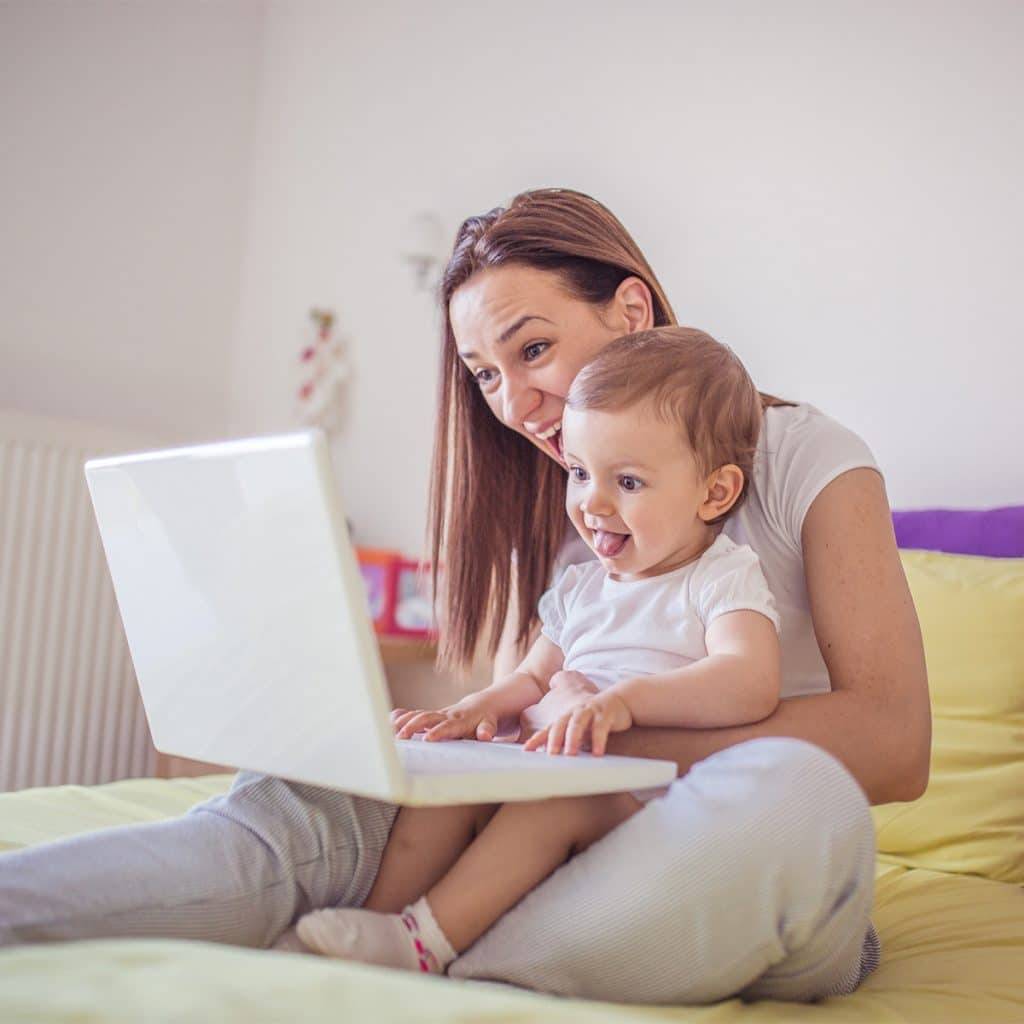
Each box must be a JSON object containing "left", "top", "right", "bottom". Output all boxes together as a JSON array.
[{"left": 0, "top": 738, "right": 879, "bottom": 1004}]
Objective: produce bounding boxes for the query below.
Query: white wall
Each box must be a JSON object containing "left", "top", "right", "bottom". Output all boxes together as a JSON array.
[
  {"left": 227, "top": 0, "right": 1024, "bottom": 556},
  {"left": 0, "top": 0, "right": 264, "bottom": 441},
  {"left": 3, "top": 2, "right": 1021, "bottom": 556}
]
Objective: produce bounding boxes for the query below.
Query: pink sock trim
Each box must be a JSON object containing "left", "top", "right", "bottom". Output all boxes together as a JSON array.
[
  {"left": 400, "top": 909, "right": 437, "bottom": 972},
  {"left": 400, "top": 898, "right": 456, "bottom": 974}
]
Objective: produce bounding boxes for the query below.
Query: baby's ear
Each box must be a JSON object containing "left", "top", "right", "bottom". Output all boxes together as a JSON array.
[{"left": 699, "top": 465, "right": 745, "bottom": 522}]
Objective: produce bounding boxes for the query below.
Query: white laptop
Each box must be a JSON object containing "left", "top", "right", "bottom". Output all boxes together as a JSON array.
[{"left": 84, "top": 430, "right": 677, "bottom": 806}]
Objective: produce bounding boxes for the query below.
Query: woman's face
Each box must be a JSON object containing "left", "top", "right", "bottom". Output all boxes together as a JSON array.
[{"left": 449, "top": 265, "right": 652, "bottom": 466}]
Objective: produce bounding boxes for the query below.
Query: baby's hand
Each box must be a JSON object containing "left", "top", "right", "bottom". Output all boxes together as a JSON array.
[
  {"left": 391, "top": 696, "right": 500, "bottom": 743},
  {"left": 518, "top": 670, "right": 599, "bottom": 736},
  {"left": 523, "top": 690, "right": 633, "bottom": 757},
  {"left": 548, "top": 669, "right": 599, "bottom": 693}
]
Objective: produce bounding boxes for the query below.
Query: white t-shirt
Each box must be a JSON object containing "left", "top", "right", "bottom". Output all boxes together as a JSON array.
[
  {"left": 554, "top": 404, "right": 880, "bottom": 699},
  {"left": 539, "top": 534, "right": 780, "bottom": 690}
]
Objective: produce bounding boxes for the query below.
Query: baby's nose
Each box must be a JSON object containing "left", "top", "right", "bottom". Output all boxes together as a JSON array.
[{"left": 581, "top": 491, "right": 615, "bottom": 518}]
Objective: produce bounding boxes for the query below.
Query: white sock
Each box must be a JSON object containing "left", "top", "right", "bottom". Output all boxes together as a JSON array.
[
  {"left": 269, "top": 924, "right": 314, "bottom": 954},
  {"left": 296, "top": 896, "right": 457, "bottom": 975}
]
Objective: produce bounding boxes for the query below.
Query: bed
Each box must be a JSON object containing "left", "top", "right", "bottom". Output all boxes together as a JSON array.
[{"left": 1, "top": 510, "right": 1022, "bottom": 1022}]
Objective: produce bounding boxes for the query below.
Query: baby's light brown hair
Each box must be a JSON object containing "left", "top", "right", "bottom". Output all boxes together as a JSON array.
[{"left": 565, "top": 327, "right": 763, "bottom": 515}]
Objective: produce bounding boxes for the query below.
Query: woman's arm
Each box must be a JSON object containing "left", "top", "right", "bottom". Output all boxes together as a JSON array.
[{"left": 604, "top": 469, "right": 931, "bottom": 805}]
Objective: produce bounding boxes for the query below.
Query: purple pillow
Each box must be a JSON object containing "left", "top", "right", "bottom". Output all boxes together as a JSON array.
[{"left": 892, "top": 506, "right": 1024, "bottom": 558}]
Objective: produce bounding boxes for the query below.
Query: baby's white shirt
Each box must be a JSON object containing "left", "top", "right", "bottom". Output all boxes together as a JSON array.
[
  {"left": 538, "top": 534, "right": 780, "bottom": 691},
  {"left": 553, "top": 403, "right": 880, "bottom": 698}
]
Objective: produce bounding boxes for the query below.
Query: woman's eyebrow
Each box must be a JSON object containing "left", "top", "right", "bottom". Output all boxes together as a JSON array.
[{"left": 458, "top": 315, "right": 555, "bottom": 359}]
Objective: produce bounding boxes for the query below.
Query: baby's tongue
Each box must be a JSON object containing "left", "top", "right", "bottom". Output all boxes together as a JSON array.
[{"left": 594, "top": 530, "right": 629, "bottom": 557}]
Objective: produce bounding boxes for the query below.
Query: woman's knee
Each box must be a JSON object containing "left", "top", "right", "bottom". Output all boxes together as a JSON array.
[
  {"left": 683, "top": 738, "right": 870, "bottom": 828},
  {"left": 652, "top": 738, "right": 875, "bottom": 895}
]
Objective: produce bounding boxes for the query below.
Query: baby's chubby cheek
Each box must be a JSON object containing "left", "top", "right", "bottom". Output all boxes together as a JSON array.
[{"left": 566, "top": 500, "right": 587, "bottom": 538}]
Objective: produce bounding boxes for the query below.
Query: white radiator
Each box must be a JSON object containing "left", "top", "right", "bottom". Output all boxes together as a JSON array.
[{"left": 0, "top": 410, "right": 158, "bottom": 790}]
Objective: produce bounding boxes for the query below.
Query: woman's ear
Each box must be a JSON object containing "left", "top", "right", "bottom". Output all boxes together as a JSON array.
[
  {"left": 613, "top": 277, "right": 655, "bottom": 334},
  {"left": 699, "top": 465, "right": 745, "bottom": 522}
]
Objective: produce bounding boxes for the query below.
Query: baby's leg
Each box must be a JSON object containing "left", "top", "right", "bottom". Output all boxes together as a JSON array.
[
  {"left": 295, "top": 801, "right": 497, "bottom": 969},
  {"left": 429, "top": 792, "right": 643, "bottom": 953},
  {"left": 298, "top": 791, "right": 641, "bottom": 972},
  {"left": 363, "top": 802, "right": 499, "bottom": 913}
]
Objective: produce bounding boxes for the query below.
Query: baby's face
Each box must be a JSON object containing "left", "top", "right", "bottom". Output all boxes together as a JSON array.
[{"left": 562, "top": 403, "right": 715, "bottom": 581}]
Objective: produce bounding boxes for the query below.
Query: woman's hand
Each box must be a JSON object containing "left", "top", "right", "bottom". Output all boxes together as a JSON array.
[
  {"left": 518, "top": 670, "right": 600, "bottom": 736},
  {"left": 391, "top": 695, "right": 503, "bottom": 742},
  {"left": 523, "top": 688, "right": 634, "bottom": 757}
]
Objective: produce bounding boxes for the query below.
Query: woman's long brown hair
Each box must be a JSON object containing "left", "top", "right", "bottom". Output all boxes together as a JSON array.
[{"left": 429, "top": 188, "right": 787, "bottom": 672}]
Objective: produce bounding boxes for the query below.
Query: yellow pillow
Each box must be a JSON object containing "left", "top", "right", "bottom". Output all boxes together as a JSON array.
[{"left": 872, "top": 550, "right": 1024, "bottom": 882}]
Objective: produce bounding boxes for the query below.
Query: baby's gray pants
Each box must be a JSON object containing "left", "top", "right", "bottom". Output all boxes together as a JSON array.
[{"left": 0, "top": 737, "right": 880, "bottom": 1005}]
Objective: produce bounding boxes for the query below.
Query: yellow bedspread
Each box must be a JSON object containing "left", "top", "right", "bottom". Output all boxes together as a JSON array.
[{"left": 0, "top": 775, "right": 1022, "bottom": 1023}]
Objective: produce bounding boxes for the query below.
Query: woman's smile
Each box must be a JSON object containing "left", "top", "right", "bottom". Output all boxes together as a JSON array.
[{"left": 448, "top": 265, "right": 633, "bottom": 466}]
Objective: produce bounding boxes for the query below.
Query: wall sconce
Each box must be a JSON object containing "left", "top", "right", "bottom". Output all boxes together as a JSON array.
[{"left": 399, "top": 212, "right": 447, "bottom": 291}]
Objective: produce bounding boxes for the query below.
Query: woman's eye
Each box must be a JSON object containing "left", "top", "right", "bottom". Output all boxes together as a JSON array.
[
  {"left": 523, "top": 341, "right": 549, "bottom": 361},
  {"left": 569, "top": 466, "right": 588, "bottom": 483},
  {"left": 473, "top": 368, "right": 497, "bottom": 387},
  {"left": 619, "top": 475, "right": 643, "bottom": 492}
]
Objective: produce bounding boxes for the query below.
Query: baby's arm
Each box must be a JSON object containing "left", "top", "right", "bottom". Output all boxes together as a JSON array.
[
  {"left": 613, "top": 609, "right": 781, "bottom": 729},
  {"left": 525, "top": 610, "right": 780, "bottom": 756},
  {"left": 393, "top": 635, "right": 564, "bottom": 742}
]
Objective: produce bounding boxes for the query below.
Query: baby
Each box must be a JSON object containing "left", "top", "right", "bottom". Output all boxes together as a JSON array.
[{"left": 293, "top": 326, "right": 782, "bottom": 973}]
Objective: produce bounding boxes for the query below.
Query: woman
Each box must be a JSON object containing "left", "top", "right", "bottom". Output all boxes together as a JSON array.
[
  {"left": 0, "top": 189, "right": 929, "bottom": 1005},
  {"left": 432, "top": 189, "right": 928, "bottom": 800}
]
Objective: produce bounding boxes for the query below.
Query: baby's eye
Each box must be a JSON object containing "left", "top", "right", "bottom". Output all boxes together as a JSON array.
[
  {"left": 523, "top": 341, "right": 549, "bottom": 362},
  {"left": 619, "top": 475, "right": 643, "bottom": 492},
  {"left": 569, "top": 466, "right": 589, "bottom": 484}
]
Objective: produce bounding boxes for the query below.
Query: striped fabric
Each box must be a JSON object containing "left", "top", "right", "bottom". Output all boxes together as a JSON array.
[
  {"left": 0, "top": 739, "right": 877, "bottom": 1004},
  {"left": 451, "top": 737, "right": 879, "bottom": 1003},
  {"left": 0, "top": 772, "right": 398, "bottom": 948}
]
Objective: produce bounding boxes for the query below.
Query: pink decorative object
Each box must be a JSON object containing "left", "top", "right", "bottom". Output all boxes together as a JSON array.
[
  {"left": 355, "top": 548, "right": 399, "bottom": 634},
  {"left": 355, "top": 548, "right": 438, "bottom": 638},
  {"left": 391, "top": 558, "right": 437, "bottom": 638},
  {"left": 294, "top": 308, "right": 350, "bottom": 433}
]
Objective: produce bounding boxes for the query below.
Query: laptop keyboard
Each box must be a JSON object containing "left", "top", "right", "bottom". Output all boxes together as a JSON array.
[{"left": 396, "top": 737, "right": 582, "bottom": 774}]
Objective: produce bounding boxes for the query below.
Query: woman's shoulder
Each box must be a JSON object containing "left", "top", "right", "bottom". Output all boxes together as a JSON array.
[
  {"left": 758, "top": 403, "right": 878, "bottom": 482},
  {"left": 761, "top": 402, "right": 870, "bottom": 453},
  {"left": 744, "top": 402, "right": 881, "bottom": 549}
]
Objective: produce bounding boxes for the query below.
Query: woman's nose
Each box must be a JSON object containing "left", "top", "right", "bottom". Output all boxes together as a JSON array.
[{"left": 500, "top": 375, "right": 540, "bottom": 426}]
